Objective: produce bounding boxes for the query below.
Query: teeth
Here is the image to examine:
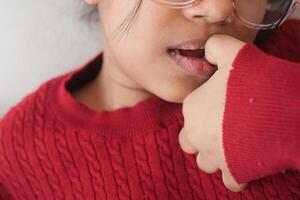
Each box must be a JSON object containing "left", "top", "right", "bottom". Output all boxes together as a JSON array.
[
  {"left": 169, "top": 48, "right": 204, "bottom": 57},
  {"left": 170, "top": 49, "right": 180, "bottom": 56},
  {"left": 169, "top": 48, "right": 205, "bottom": 58},
  {"left": 174, "top": 49, "right": 180, "bottom": 54}
]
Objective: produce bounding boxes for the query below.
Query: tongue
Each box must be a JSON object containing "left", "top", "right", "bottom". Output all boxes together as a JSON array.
[{"left": 178, "top": 49, "right": 204, "bottom": 58}]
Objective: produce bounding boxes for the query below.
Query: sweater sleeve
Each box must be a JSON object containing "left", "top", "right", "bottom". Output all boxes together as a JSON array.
[{"left": 223, "top": 43, "right": 300, "bottom": 184}]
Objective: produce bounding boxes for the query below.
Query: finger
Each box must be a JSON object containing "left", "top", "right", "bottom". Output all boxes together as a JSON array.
[
  {"left": 204, "top": 34, "right": 227, "bottom": 66},
  {"left": 204, "top": 34, "right": 246, "bottom": 68},
  {"left": 222, "top": 171, "right": 247, "bottom": 192},
  {"left": 178, "top": 128, "right": 198, "bottom": 154},
  {"left": 196, "top": 153, "right": 218, "bottom": 174}
]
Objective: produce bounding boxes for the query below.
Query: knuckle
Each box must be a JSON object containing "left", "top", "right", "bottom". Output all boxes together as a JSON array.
[
  {"left": 196, "top": 154, "right": 218, "bottom": 174},
  {"left": 184, "top": 126, "right": 196, "bottom": 141}
]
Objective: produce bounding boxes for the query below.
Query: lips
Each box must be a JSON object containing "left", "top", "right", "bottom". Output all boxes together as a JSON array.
[
  {"left": 169, "top": 38, "right": 206, "bottom": 51},
  {"left": 167, "top": 38, "right": 217, "bottom": 77},
  {"left": 167, "top": 38, "right": 206, "bottom": 58}
]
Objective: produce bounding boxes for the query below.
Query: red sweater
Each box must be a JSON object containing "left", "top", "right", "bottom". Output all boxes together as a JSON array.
[{"left": 0, "top": 19, "right": 299, "bottom": 200}]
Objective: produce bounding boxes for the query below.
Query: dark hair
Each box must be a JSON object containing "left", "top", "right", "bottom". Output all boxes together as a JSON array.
[{"left": 254, "top": 28, "right": 277, "bottom": 47}]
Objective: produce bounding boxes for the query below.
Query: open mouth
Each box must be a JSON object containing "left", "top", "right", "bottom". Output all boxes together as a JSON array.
[
  {"left": 167, "top": 48, "right": 217, "bottom": 77},
  {"left": 167, "top": 48, "right": 205, "bottom": 58}
]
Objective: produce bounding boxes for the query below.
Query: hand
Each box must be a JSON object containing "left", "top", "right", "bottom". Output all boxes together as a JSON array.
[{"left": 179, "top": 34, "right": 248, "bottom": 192}]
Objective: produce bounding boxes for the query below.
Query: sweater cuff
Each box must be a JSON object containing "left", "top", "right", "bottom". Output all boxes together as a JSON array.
[{"left": 223, "top": 43, "right": 300, "bottom": 183}]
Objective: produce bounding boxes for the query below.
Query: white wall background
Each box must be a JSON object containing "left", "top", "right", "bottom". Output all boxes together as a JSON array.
[
  {"left": 0, "top": 0, "right": 102, "bottom": 116},
  {"left": 0, "top": 2, "right": 299, "bottom": 116}
]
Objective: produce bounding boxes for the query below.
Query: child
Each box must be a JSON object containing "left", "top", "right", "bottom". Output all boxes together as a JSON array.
[{"left": 0, "top": 0, "right": 300, "bottom": 199}]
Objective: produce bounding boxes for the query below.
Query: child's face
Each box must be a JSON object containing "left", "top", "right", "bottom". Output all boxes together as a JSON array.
[{"left": 96, "top": 0, "right": 259, "bottom": 103}]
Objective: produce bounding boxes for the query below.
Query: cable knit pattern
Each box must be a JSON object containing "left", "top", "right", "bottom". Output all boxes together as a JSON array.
[
  {"left": 107, "top": 139, "right": 131, "bottom": 199},
  {"left": 0, "top": 117, "right": 26, "bottom": 200},
  {"left": 33, "top": 85, "right": 65, "bottom": 200},
  {"left": 53, "top": 121, "right": 84, "bottom": 200},
  {"left": 154, "top": 127, "right": 182, "bottom": 200},
  {"left": 131, "top": 136, "right": 157, "bottom": 199},
  {"left": 77, "top": 130, "right": 106, "bottom": 200},
  {"left": 13, "top": 109, "right": 45, "bottom": 199},
  {"left": 0, "top": 20, "right": 300, "bottom": 200}
]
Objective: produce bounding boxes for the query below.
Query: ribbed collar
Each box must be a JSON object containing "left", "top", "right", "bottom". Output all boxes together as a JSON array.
[{"left": 49, "top": 53, "right": 183, "bottom": 137}]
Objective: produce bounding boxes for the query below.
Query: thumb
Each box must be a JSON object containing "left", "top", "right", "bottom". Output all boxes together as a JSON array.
[{"left": 204, "top": 34, "right": 246, "bottom": 69}]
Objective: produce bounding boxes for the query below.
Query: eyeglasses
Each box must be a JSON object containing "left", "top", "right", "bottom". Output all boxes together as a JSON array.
[{"left": 151, "top": 0, "right": 299, "bottom": 30}]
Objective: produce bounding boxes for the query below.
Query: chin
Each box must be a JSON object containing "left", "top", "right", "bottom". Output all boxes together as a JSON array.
[
  {"left": 155, "top": 86, "right": 196, "bottom": 104},
  {"left": 148, "top": 76, "right": 206, "bottom": 104}
]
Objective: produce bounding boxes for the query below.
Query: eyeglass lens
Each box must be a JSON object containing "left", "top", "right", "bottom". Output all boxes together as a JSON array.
[
  {"left": 158, "top": 0, "right": 294, "bottom": 27},
  {"left": 235, "top": 0, "right": 294, "bottom": 26}
]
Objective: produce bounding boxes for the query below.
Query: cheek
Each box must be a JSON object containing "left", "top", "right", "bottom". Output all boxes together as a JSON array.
[
  {"left": 109, "top": 39, "right": 210, "bottom": 103},
  {"left": 114, "top": 42, "right": 206, "bottom": 103},
  {"left": 229, "top": 22, "right": 259, "bottom": 43},
  {"left": 98, "top": 0, "right": 142, "bottom": 42}
]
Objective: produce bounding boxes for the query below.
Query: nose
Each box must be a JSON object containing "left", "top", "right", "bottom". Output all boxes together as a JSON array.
[{"left": 182, "top": 0, "right": 234, "bottom": 26}]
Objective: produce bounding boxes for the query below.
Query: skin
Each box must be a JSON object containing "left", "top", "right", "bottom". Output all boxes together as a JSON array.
[
  {"left": 76, "top": 0, "right": 300, "bottom": 192},
  {"left": 179, "top": 35, "right": 249, "bottom": 192},
  {"left": 76, "top": 0, "right": 259, "bottom": 112}
]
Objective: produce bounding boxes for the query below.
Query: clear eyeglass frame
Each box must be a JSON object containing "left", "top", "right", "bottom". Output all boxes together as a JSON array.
[{"left": 151, "top": 0, "right": 299, "bottom": 30}]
